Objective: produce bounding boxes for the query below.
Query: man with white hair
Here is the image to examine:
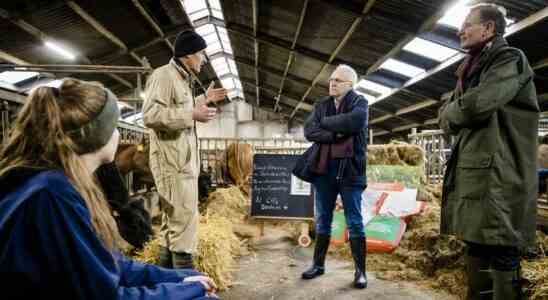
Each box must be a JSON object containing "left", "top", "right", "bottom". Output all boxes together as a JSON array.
[
  {"left": 302, "top": 64, "right": 369, "bottom": 289},
  {"left": 439, "top": 3, "right": 538, "bottom": 299}
]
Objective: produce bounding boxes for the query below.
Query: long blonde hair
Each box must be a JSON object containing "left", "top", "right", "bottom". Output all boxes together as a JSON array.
[{"left": 0, "top": 78, "right": 118, "bottom": 251}]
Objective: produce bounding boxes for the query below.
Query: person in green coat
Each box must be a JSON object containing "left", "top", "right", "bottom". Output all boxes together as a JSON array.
[{"left": 438, "top": 3, "right": 539, "bottom": 299}]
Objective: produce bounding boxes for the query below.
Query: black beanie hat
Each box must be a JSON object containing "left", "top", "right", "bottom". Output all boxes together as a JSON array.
[{"left": 173, "top": 30, "right": 207, "bottom": 58}]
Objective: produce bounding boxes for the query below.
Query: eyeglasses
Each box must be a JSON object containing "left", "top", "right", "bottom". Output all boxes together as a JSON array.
[{"left": 328, "top": 78, "right": 351, "bottom": 85}]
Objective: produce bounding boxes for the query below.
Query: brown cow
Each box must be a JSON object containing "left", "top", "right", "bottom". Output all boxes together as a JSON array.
[{"left": 115, "top": 142, "right": 155, "bottom": 187}]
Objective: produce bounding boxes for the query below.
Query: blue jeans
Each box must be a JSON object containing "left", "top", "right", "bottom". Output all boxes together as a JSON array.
[{"left": 313, "top": 160, "right": 365, "bottom": 239}]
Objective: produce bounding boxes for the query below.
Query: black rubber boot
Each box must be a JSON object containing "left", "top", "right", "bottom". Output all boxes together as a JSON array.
[
  {"left": 302, "top": 234, "right": 330, "bottom": 280},
  {"left": 465, "top": 255, "right": 493, "bottom": 300},
  {"left": 492, "top": 267, "right": 522, "bottom": 300},
  {"left": 172, "top": 252, "right": 194, "bottom": 269},
  {"left": 157, "top": 246, "right": 173, "bottom": 269},
  {"left": 349, "top": 237, "right": 367, "bottom": 289}
]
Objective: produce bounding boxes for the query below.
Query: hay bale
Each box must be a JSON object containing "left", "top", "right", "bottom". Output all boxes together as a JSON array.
[
  {"left": 368, "top": 144, "right": 425, "bottom": 167},
  {"left": 367, "top": 165, "right": 426, "bottom": 188}
]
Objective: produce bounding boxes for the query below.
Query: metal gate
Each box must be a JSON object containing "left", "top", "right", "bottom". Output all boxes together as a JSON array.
[
  {"left": 408, "top": 130, "right": 453, "bottom": 183},
  {"left": 199, "top": 138, "right": 311, "bottom": 186}
]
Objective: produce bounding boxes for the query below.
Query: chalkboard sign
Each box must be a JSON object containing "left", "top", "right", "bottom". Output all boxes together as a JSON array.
[{"left": 251, "top": 154, "right": 314, "bottom": 220}]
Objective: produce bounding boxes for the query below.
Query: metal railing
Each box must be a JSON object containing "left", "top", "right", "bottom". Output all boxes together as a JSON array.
[
  {"left": 198, "top": 138, "right": 311, "bottom": 186},
  {"left": 408, "top": 130, "right": 453, "bottom": 184}
]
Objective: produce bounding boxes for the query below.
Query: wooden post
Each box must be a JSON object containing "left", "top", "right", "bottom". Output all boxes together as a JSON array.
[
  {"left": 298, "top": 222, "right": 312, "bottom": 247},
  {"left": 259, "top": 221, "right": 265, "bottom": 237}
]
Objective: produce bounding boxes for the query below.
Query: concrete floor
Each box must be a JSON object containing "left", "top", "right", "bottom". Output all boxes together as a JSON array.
[{"left": 219, "top": 227, "right": 458, "bottom": 300}]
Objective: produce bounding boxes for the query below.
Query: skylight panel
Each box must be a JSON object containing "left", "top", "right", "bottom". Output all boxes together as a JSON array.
[
  {"left": 221, "top": 78, "right": 235, "bottom": 89},
  {"left": 206, "top": 41, "right": 222, "bottom": 56},
  {"left": 0, "top": 71, "right": 38, "bottom": 84},
  {"left": 438, "top": 0, "right": 472, "bottom": 28},
  {"left": 380, "top": 59, "right": 426, "bottom": 78},
  {"left": 183, "top": 0, "right": 207, "bottom": 14},
  {"left": 357, "top": 79, "right": 392, "bottom": 97},
  {"left": 403, "top": 37, "right": 460, "bottom": 61},
  {"left": 189, "top": 9, "right": 209, "bottom": 22},
  {"left": 196, "top": 24, "right": 215, "bottom": 36},
  {"left": 209, "top": 0, "right": 221, "bottom": 10},
  {"left": 212, "top": 9, "right": 223, "bottom": 20}
]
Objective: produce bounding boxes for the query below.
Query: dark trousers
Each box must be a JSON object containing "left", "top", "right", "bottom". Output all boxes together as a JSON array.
[
  {"left": 313, "top": 160, "right": 365, "bottom": 239},
  {"left": 466, "top": 241, "right": 521, "bottom": 271}
]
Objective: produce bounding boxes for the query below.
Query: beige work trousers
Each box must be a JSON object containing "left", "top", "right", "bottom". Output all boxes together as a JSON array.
[{"left": 155, "top": 174, "right": 199, "bottom": 254}]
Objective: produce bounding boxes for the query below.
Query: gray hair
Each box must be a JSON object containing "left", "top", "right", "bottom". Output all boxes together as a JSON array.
[
  {"left": 335, "top": 64, "right": 358, "bottom": 87},
  {"left": 470, "top": 3, "right": 508, "bottom": 36}
]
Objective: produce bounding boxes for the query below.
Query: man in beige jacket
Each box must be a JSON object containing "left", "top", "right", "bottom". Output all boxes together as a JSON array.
[{"left": 142, "top": 30, "right": 226, "bottom": 268}]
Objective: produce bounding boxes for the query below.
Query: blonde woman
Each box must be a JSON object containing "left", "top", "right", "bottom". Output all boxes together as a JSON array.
[{"left": 0, "top": 79, "right": 218, "bottom": 299}]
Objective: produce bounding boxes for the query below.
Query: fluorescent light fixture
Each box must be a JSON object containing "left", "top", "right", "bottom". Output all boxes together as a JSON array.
[
  {"left": 0, "top": 71, "right": 39, "bottom": 84},
  {"left": 403, "top": 37, "right": 460, "bottom": 61},
  {"left": 44, "top": 41, "right": 76, "bottom": 60},
  {"left": 380, "top": 58, "right": 426, "bottom": 78},
  {"left": 357, "top": 79, "right": 392, "bottom": 97},
  {"left": 140, "top": 91, "right": 146, "bottom": 98}
]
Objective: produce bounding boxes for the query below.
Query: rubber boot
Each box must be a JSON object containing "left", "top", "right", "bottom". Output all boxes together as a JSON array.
[
  {"left": 492, "top": 267, "right": 522, "bottom": 300},
  {"left": 302, "top": 234, "right": 330, "bottom": 279},
  {"left": 172, "top": 252, "right": 194, "bottom": 269},
  {"left": 349, "top": 237, "right": 367, "bottom": 289},
  {"left": 465, "top": 255, "right": 493, "bottom": 300},
  {"left": 158, "top": 246, "right": 173, "bottom": 269}
]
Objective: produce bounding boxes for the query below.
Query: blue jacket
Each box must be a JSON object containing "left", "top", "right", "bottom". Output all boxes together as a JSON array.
[
  {"left": 303, "top": 89, "right": 369, "bottom": 188},
  {"left": 0, "top": 169, "right": 209, "bottom": 300}
]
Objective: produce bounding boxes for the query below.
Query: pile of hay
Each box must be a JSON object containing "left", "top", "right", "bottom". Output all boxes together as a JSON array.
[
  {"left": 329, "top": 184, "right": 467, "bottom": 298},
  {"left": 132, "top": 237, "right": 162, "bottom": 265},
  {"left": 195, "top": 215, "right": 242, "bottom": 290},
  {"left": 523, "top": 231, "right": 548, "bottom": 299},
  {"left": 204, "top": 186, "right": 250, "bottom": 221},
  {"left": 132, "top": 186, "right": 251, "bottom": 291},
  {"left": 226, "top": 143, "right": 254, "bottom": 195},
  {"left": 368, "top": 144, "right": 425, "bottom": 166}
]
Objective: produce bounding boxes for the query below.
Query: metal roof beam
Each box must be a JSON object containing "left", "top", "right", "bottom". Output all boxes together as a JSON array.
[
  {"left": 370, "top": 99, "right": 437, "bottom": 124},
  {"left": 234, "top": 56, "right": 328, "bottom": 92},
  {"left": 132, "top": 0, "right": 174, "bottom": 51},
  {"left": 372, "top": 5, "right": 548, "bottom": 109},
  {"left": 0, "top": 50, "right": 29, "bottom": 65},
  {"left": 67, "top": 1, "right": 143, "bottom": 65},
  {"left": 0, "top": 7, "right": 134, "bottom": 88},
  {"left": 252, "top": 0, "right": 260, "bottom": 106},
  {"left": 534, "top": 57, "right": 548, "bottom": 70},
  {"left": 240, "top": 77, "right": 313, "bottom": 111},
  {"left": 290, "top": 0, "right": 377, "bottom": 119},
  {"left": 419, "top": 28, "right": 461, "bottom": 50},
  {"left": 274, "top": 0, "right": 309, "bottom": 112},
  {"left": 226, "top": 23, "right": 367, "bottom": 74},
  {"left": 365, "top": 2, "right": 454, "bottom": 76},
  {"left": 95, "top": 24, "right": 189, "bottom": 65}
]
